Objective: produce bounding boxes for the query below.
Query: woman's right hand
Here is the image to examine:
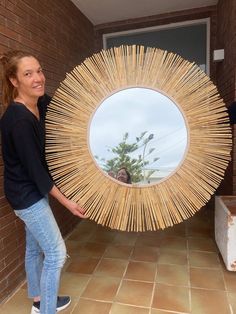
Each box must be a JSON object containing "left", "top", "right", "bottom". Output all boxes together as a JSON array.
[
  {"left": 49, "top": 185, "right": 87, "bottom": 219},
  {"left": 66, "top": 199, "right": 86, "bottom": 218}
]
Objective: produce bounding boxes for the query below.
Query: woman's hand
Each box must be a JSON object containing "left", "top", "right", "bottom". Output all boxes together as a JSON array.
[
  {"left": 66, "top": 199, "right": 86, "bottom": 218},
  {"left": 49, "top": 185, "right": 87, "bottom": 218}
]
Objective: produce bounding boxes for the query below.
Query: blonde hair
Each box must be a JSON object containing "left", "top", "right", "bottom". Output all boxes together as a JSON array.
[{"left": 0, "top": 50, "right": 36, "bottom": 109}]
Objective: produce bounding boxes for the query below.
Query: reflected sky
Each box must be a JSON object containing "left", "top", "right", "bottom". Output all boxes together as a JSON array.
[{"left": 89, "top": 87, "right": 188, "bottom": 179}]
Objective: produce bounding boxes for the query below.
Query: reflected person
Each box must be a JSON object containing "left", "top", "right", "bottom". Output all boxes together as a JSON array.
[{"left": 116, "top": 167, "right": 132, "bottom": 184}]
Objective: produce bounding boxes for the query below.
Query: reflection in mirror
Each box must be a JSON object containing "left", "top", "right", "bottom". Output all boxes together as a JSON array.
[{"left": 89, "top": 87, "right": 188, "bottom": 185}]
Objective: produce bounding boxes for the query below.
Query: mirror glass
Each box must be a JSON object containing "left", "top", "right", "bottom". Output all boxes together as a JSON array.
[{"left": 89, "top": 87, "right": 188, "bottom": 185}]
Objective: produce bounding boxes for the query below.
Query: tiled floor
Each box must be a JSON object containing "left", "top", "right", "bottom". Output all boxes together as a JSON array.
[{"left": 1, "top": 206, "right": 236, "bottom": 314}]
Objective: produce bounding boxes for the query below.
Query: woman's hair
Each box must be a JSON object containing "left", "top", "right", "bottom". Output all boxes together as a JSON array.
[
  {"left": 0, "top": 50, "right": 35, "bottom": 109},
  {"left": 117, "top": 166, "right": 132, "bottom": 184}
]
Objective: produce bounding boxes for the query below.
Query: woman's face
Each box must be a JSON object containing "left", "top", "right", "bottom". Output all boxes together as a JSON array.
[
  {"left": 117, "top": 168, "right": 129, "bottom": 183},
  {"left": 10, "top": 56, "right": 45, "bottom": 100}
]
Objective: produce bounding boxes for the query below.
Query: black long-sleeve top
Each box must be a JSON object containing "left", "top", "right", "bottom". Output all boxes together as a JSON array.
[{"left": 0, "top": 95, "right": 54, "bottom": 210}]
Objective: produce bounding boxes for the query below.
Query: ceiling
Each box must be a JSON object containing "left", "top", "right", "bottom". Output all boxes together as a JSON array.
[{"left": 71, "top": 0, "right": 218, "bottom": 25}]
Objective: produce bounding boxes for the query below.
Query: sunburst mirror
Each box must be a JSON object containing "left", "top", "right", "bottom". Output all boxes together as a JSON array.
[{"left": 45, "top": 45, "right": 232, "bottom": 231}]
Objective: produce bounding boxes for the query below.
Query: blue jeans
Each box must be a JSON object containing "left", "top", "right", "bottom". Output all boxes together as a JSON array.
[{"left": 14, "top": 197, "right": 67, "bottom": 314}]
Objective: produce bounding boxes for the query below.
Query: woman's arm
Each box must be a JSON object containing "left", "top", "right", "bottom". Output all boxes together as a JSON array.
[{"left": 49, "top": 185, "right": 86, "bottom": 218}]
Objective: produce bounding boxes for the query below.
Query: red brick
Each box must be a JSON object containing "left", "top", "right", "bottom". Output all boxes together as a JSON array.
[
  {"left": 0, "top": 6, "right": 19, "bottom": 23},
  {"left": 0, "top": 260, "right": 5, "bottom": 272},
  {"left": 2, "top": 230, "right": 23, "bottom": 247},
  {"left": 0, "top": 221, "right": 18, "bottom": 239},
  {"left": 0, "top": 279, "right": 7, "bottom": 295},
  {"left": 6, "top": 262, "right": 25, "bottom": 284},
  {"left": 0, "top": 212, "right": 15, "bottom": 225},
  {"left": 0, "top": 259, "right": 19, "bottom": 280},
  {"left": 0, "top": 205, "right": 11, "bottom": 218},
  {"left": 6, "top": 19, "right": 31, "bottom": 39}
]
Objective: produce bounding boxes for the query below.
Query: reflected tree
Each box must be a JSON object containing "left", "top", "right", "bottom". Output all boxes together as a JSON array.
[{"left": 94, "top": 131, "right": 159, "bottom": 183}]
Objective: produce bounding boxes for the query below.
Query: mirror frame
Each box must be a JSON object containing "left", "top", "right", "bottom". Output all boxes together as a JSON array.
[{"left": 45, "top": 45, "right": 232, "bottom": 231}]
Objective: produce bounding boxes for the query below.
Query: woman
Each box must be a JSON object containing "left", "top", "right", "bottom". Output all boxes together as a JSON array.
[
  {"left": 0, "top": 50, "right": 86, "bottom": 314},
  {"left": 116, "top": 167, "right": 132, "bottom": 184}
]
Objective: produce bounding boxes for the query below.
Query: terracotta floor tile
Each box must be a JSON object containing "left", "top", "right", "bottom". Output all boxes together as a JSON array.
[
  {"left": 67, "top": 229, "right": 93, "bottom": 242},
  {"left": 20, "top": 281, "right": 27, "bottom": 290},
  {"left": 141, "top": 230, "right": 163, "bottom": 238},
  {"left": 77, "top": 242, "right": 107, "bottom": 257},
  {"left": 59, "top": 272, "right": 90, "bottom": 297},
  {"left": 152, "top": 283, "right": 190, "bottom": 312},
  {"left": 151, "top": 309, "right": 180, "bottom": 314},
  {"left": 161, "top": 223, "right": 186, "bottom": 237},
  {"left": 90, "top": 229, "right": 116, "bottom": 243},
  {"left": 188, "top": 237, "right": 218, "bottom": 252},
  {"left": 2, "top": 208, "right": 236, "bottom": 314},
  {"left": 65, "top": 240, "right": 84, "bottom": 256},
  {"left": 113, "top": 232, "right": 138, "bottom": 245},
  {"left": 74, "top": 219, "right": 98, "bottom": 232},
  {"left": 186, "top": 209, "right": 214, "bottom": 228},
  {"left": 189, "top": 251, "right": 221, "bottom": 268},
  {"left": 228, "top": 292, "right": 236, "bottom": 314},
  {"left": 124, "top": 261, "right": 156, "bottom": 281},
  {"left": 65, "top": 256, "right": 100, "bottom": 274},
  {"left": 72, "top": 219, "right": 99, "bottom": 236},
  {"left": 104, "top": 244, "right": 133, "bottom": 259},
  {"left": 156, "top": 264, "right": 189, "bottom": 286},
  {"left": 191, "top": 288, "right": 231, "bottom": 314},
  {"left": 160, "top": 236, "right": 187, "bottom": 250},
  {"left": 72, "top": 298, "right": 112, "bottom": 314},
  {"left": 190, "top": 267, "right": 225, "bottom": 290},
  {"left": 138, "top": 231, "right": 163, "bottom": 239},
  {"left": 135, "top": 235, "right": 162, "bottom": 247},
  {"left": 131, "top": 246, "right": 159, "bottom": 262},
  {"left": 67, "top": 221, "right": 96, "bottom": 241},
  {"left": 110, "top": 303, "right": 149, "bottom": 314},
  {"left": 94, "top": 258, "right": 128, "bottom": 277},
  {"left": 223, "top": 270, "right": 236, "bottom": 292},
  {"left": 186, "top": 225, "right": 214, "bottom": 238},
  {"left": 115, "top": 279, "right": 154, "bottom": 307},
  {"left": 81, "top": 276, "right": 120, "bottom": 301},
  {"left": 96, "top": 224, "right": 116, "bottom": 233},
  {"left": 158, "top": 248, "right": 188, "bottom": 265},
  {"left": 0, "top": 289, "right": 31, "bottom": 314}
]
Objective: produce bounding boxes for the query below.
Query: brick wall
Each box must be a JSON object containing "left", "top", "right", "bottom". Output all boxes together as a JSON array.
[
  {"left": 215, "top": 0, "right": 236, "bottom": 195},
  {"left": 0, "top": 0, "right": 94, "bottom": 303}
]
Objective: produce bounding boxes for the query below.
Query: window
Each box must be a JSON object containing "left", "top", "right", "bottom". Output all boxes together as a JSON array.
[{"left": 103, "top": 19, "right": 210, "bottom": 74}]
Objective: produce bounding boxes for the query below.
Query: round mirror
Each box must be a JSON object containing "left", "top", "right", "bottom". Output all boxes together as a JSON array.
[
  {"left": 46, "top": 45, "right": 231, "bottom": 231},
  {"left": 89, "top": 87, "right": 188, "bottom": 185}
]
